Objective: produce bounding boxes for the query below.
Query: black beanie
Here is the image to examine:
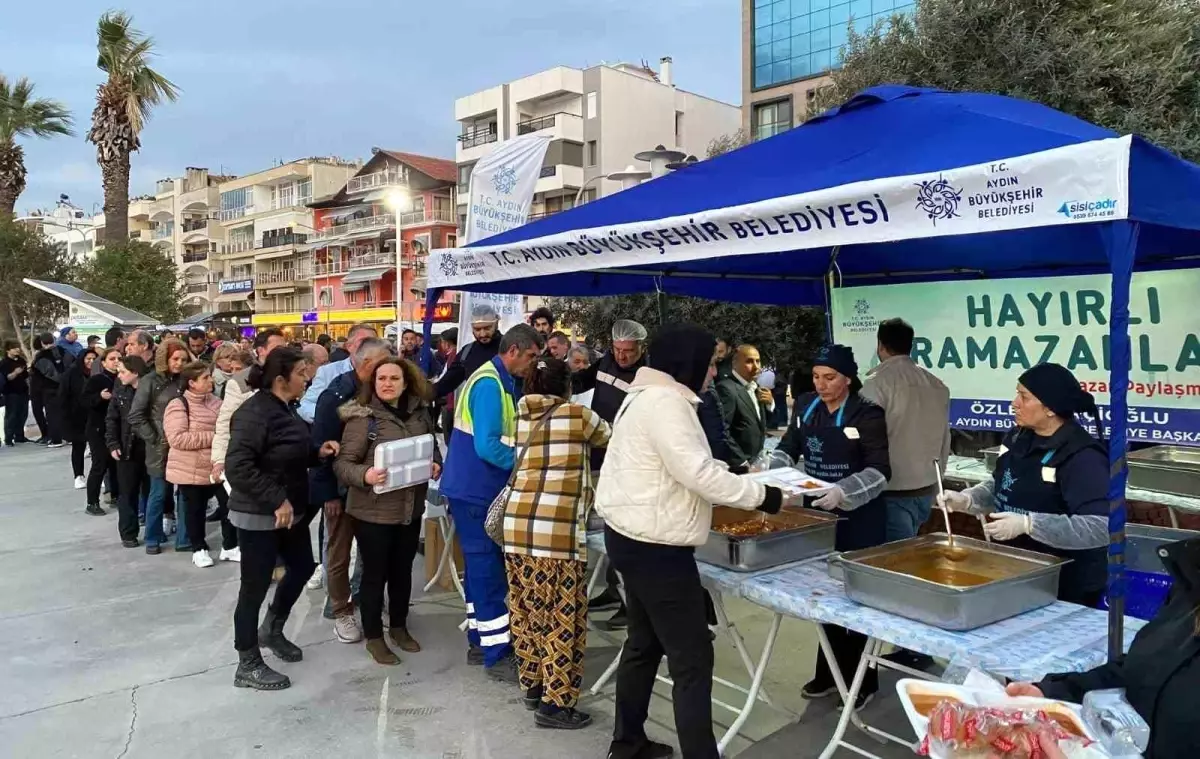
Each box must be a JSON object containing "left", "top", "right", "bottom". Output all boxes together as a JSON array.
[
  {"left": 648, "top": 323, "right": 716, "bottom": 395},
  {"left": 1019, "top": 363, "right": 1099, "bottom": 425},
  {"left": 813, "top": 344, "right": 860, "bottom": 387}
]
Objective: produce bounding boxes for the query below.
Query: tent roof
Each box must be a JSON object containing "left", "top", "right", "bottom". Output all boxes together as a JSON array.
[{"left": 439, "top": 86, "right": 1200, "bottom": 304}]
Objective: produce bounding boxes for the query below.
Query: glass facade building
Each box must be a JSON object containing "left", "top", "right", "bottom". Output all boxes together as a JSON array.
[{"left": 752, "top": 0, "right": 915, "bottom": 90}]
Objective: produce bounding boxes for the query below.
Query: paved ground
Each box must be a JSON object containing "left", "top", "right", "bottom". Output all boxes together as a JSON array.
[{"left": 0, "top": 439, "right": 920, "bottom": 759}]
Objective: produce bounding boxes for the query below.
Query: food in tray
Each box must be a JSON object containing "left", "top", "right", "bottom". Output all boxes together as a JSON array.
[
  {"left": 860, "top": 544, "right": 1037, "bottom": 588},
  {"left": 713, "top": 520, "right": 790, "bottom": 537},
  {"left": 799, "top": 480, "right": 824, "bottom": 490},
  {"left": 921, "top": 699, "right": 1091, "bottom": 758}
]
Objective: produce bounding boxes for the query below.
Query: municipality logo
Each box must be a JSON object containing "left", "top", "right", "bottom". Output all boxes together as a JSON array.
[
  {"left": 1057, "top": 198, "right": 1118, "bottom": 221},
  {"left": 914, "top": 175, "right": 963, "bottom": 225},
  {"left": 438, "top": 254, "right": 460, "bottom": 279},
  {"left": 492, "top": 164, "right": 519, "bottom": 195},
  {"left": 854, "top": 299, "right": 870, "bottom": 316},
  {"left": 1000, "top": 468, "right": 1015, "bottom": 492},
  {"left": 806, "top": 436, "right": 823, "bottom": 455}
]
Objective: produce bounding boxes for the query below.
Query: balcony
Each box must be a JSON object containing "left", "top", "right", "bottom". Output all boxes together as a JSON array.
[
  {"left": 255, "top": 268, "right": 312, "bottom": 287},
  {"left": 516, "top": 112, "right": 584, "bottom": 142},
  {"left": 397, "top": 208, "right": 455, "bottom": 227},
  {"left": 457, "top": 125, "right": 498, "bottom": 150},
  {"left": 129, "top": 230, "right": 143, "bottom": 240},
  {"left": 183, "top": 282, "right": 209, "bottom": 294},
  {"left": 218, "top": 206, "right": 254, "bottom": 222},
  {"left": 310, "top": 213, "right": 395, "bottom": 241},
  {"left": 181, "top": 251, "right": 208, "bottom": 264},
  {"left": 181, "top": 217, "right": 209, "bottom": 233},
  {"left": 346, "top": 168, "right": 409, "bottom": 196},
  {"left": 255, "top": 231, "right": 308, "bottom": 251},
  {"left": 536, "top": 164, "right": 585, "bottom": 194},
  {"left": 311, "top": 250, "right": 394, "bottom": 277},
  {"left": 152, "top": 225, "right": 174, "bottom": 240}
]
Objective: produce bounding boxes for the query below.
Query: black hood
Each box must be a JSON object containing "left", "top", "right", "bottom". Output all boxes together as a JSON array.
[
  {"left": 648, "top": 324, "right": 715, "bottom": 395},
  {"left": 1160, "top": 536, "right": 1200, "bottom": 607}
]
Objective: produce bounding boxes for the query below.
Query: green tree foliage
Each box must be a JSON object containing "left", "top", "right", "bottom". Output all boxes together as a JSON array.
[
  {"left": 705, "top": 129, "right": 750, "bottom": 159},
  {"left": 0, "top": 218, "right": 73, "bottom": 354},
  {"left": 812, "top": 0, "right": 1200, "bottom": 161},
  {"left": 77, "top": 240, "right": 183, "bottom": 323}
]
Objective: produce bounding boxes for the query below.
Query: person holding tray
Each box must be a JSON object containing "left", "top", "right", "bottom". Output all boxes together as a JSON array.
[
  {"left": 936, "top": 363, "right": 1108, "bottom": 607},
  {"left": 777, "top": 343, "right": 892, "bottom": 709}
]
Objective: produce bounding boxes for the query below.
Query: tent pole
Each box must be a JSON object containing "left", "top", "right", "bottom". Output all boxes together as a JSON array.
[
  {"left": 823, "top": 247, "right": 842, "bottom": 339},
  {"left": 1104, "top": 220, "right": 1138, "bottom": 663},
  {"left": 419, "top": 287, "right": 443, "bottom": 377}
]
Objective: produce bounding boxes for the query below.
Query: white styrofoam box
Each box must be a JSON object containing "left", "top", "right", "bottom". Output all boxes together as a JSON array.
[
  {"left": 404, "top": 459, "right": 432, "bottom": 484},
  {"left": 412, "top": 434, "right": 434, "bottom": 461},
  {"left": 372, "top": 434, "right": 436, "bottom": 469},
  {"left": 372, "top": 458, "right": 434, "bottom": 494}
]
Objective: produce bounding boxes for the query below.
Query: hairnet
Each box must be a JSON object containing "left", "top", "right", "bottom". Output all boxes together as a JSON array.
[{"left": 611, "top": 319, "right": 647, "bottom": 343}]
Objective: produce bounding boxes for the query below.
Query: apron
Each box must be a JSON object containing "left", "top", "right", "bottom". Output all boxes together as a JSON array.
[
  {"left": 797, "top": 397, "right": 887, "bottom": 552},
  {"left": 992, "top": 436, "right": 1107, "bottom": 605}
]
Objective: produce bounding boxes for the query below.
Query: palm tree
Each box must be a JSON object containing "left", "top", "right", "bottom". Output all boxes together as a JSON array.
[
  {"left": 86, "top": 11, "right": 178, "bottom": 244},
  {"left": 0, "top": 75, "right": 74, "bottom": 218}
]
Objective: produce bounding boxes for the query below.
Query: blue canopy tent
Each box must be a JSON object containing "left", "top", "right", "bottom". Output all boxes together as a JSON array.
[{"left": 425, "top": 85, "right": 1200, "bottom": 659}]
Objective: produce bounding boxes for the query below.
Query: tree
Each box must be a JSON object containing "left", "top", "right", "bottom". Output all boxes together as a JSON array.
[
  {"left": 77, "top": 240, "right": 183, "bottom": 323},
  {"left": 811, "top": 0, "right": 1200, "bottom": 161},
  {"left": 0, "top": 219, "right": 74, "bottom": 354},
  {"left": 0, "top": 75, "right": 74, "bottom": 218},
  {"left": 705, "top": 129, "right": 751, "bottom": 159},
  {"left": 86, "top": 11, "right": 178, "bottom": 244}
]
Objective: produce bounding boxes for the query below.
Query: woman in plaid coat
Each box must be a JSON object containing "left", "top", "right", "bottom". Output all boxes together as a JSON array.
[{"left": 502, "top": 357, "right": 611, "bottom": 730}]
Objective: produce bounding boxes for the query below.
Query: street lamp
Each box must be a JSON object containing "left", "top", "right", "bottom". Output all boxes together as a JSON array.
[
  {"left": 573, "top": 165, "right": 652, "bottom": 207},
  {"left": 386, "top": 190, "right": 412, "bottom": 329},
  {"left": 634, "top": 144, "right": 687, "bottom": 178}
]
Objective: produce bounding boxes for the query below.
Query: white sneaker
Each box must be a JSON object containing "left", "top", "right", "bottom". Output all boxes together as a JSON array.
[
  {"left": 164, "top": 517, "right": 176, "bottom": 536},
  {"left": 73, "top": 476, "right": 85, "bottom": 490},
  {"left": 219, "top": 547, "right": 241, "bottom": 562},
  {"left": 192, "top": 549, "right": 215, "bottom": 568},
  {"left": 306, "top": 564, "right": 324, "bottom": 590},
  {"left": 334, "top": 614, "right": 363, "bottom": 643}
]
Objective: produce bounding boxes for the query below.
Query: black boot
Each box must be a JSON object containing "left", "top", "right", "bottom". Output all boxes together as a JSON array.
[
  {"left": 233, "top": 648, "right": 291, "bottom": 690},
  {"left": 258, "top": 608, "right": 303, "bottom": 662},
  {"left": 85, "top": 503, "right": 106, "bottom": 516}
]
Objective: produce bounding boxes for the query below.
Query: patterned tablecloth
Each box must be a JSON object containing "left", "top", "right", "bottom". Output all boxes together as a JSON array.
[
  {"left": 740, "top": 560, "right": 1146, "bottom": 683},
  {"left": 586, "top": 532, "right": 1146, "bottom": 683}
]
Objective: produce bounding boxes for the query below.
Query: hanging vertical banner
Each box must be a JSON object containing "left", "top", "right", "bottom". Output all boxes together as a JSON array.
[{"left": 457, "top": 134, "right": 553, "bottom": 338}]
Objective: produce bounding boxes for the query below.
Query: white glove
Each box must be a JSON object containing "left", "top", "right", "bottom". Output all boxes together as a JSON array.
[
  {"left": 811, "top": 486, "right": 846, "bottom": 511},
  {"left": 936, "top": 490, "right": 973, "bottom": 514},
  {"left": 984, "top": 512, "right": 1032, "bottom": 541}
]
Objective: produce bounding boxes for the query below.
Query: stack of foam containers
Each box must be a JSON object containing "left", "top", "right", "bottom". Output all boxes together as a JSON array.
[{"left": 372, "top": 433, "right": 435, "bottom": 495}]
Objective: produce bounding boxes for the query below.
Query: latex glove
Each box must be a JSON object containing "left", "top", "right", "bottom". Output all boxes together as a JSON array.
[
  {"left": 936, "top": 490, "right": 972, "bottom": 513},
  {"left": 811, "top": 485, "right": 846, "bottom": 511},
  {"left": 984, "top": 512, "right": 1032, "bottom": 541}
]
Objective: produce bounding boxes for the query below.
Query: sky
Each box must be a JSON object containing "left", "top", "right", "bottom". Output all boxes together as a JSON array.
[{"left": 3, "top": 0, "right": 742, "bottom": 216}]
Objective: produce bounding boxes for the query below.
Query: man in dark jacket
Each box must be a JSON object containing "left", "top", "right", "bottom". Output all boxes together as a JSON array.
[
  {"left": 434, "top": 304, "right": 502, "bottom": 433},
  {"left": 714, "top": 344, "right": 774, "bottom": 471},
  {"left": 31, "top": 332, "right": 68, "bottom": 447},
  {"left": 310, "top": 337, "right": 393, "bottom": 641},
  {"left": 106, "top": 355, "right": 148, "bottom": 546},
  {"left": 187, "top": 328, "right": 215, "bottom": 363}
]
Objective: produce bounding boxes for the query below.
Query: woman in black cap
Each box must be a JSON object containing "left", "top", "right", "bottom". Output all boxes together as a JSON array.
[
  {"left": 778, "top": 343, "right": 892, "bottom": 709},
  {"left": 938, "top": 363, "right": 1108, "bottom": 606}
]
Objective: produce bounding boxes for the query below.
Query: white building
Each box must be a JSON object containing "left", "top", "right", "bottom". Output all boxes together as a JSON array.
[
  {"left": 454, "top": 57, "right": 741, "bottom": 228},
  {"left": 16, "top": 197, "right": 100, "bottom": 259}
]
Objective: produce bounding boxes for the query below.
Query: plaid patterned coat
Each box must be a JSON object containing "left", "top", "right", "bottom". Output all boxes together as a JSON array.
[{"left": 502, "top": 393, "right": 612, "bottom": 562}]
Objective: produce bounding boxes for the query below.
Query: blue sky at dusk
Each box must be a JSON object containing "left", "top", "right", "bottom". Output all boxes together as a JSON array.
[{"left": 3, "top": 0, "right": 741, "bottom": 215}]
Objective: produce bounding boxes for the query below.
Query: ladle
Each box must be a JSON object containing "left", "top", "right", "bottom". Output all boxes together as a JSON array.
[{"left": 933, "top": 458, "right": 970, "bottom": 561}]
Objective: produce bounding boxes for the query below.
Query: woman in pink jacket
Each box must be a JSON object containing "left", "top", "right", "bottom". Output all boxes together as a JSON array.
[{"left": 165, "top": 362, "right": 238, "bottom": 568}]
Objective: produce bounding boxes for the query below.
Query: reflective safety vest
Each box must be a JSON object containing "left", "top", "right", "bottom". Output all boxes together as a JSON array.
[{"left": 453, "top": 358, "right": 516, "bottom": 449}]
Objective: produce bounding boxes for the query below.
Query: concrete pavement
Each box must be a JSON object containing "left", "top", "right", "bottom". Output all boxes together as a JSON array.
[{"left": 0, "top": 440, "right": 920, "bottom": 758}]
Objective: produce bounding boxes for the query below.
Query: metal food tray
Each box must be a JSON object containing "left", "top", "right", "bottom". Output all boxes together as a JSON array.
[
  {"left": 981, "top": 445, "right": 1003, "bottom": 470},
  {"left": 696, "top": 506, "right": 839, "bottom": 572},
  {"left": 1127, "top": 445, "right": 1200, "bottom": 498},
  {"left": 835, "top": 534, "right": 1067, "bottom": 630},
  {"left": 1126, "top": 523, "right": 1199, "bottom": 573}
]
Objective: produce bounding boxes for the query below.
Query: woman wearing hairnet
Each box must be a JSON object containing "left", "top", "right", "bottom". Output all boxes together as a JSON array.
[{"left": 938, "top": 363, "right": 1109, "bottom": 606}]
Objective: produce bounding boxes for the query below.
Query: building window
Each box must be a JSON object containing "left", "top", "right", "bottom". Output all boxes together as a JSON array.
[
  {"left": 445, "top": 233, "right": 458, "bottom": 248},
  {"left": 219, "top": 188, "right": 251, "bottom": 221},
  {"left": 458, "top": 163, "right": 474, "bottom": 192},
  {"left": 318, "top": 287, "right": 332, "bottom": 307},
  {"left": 585, "top": 92, "right": 597, "bottom": 119},
  {"left": 752, "top": 0, "right": 915, "bottom": 88},
  {"left": 752, "top": 99, "right": 793, "bottom": 141},
  {"left": 272, "top": 182, "right": 296, "bottom": 210},
  {"left": 297, "top": 179, "right": 312, "bottom": 206},
  {"left": 586, "top": 140, "right": 598, "bottom": 167}
]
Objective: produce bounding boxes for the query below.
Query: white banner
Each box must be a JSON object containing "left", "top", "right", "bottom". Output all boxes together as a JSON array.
[
  {"left": 430, "top": 136, "right": 1131, "bottom": 289},
  {"left": 456, "top": 134, "right": 552, "bottom": 338}
]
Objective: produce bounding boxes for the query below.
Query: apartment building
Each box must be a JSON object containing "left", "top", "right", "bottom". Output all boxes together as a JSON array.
[
  {"left": 300, "top": 149, "right": 458, "bottom": 338},
  {"left": 742, "top": 0, "right": 915, "bottom": 139},
  {"left": 455, "top": 58, "right": 740, "bottom": 230},
  {"left": 15, "top": 197, "right": 101, "bottom": 259},
  {"left": 211, "top": 157, "right": 359, "bottom": 327}
]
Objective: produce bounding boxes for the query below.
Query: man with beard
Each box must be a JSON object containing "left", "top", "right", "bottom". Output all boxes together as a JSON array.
[{"left": 434, "top": 304, "right": 503, "bottom": 445}]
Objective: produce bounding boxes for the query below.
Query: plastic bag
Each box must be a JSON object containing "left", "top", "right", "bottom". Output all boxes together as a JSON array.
[
  {"left": 749, "top": 447, "right": 794, "bottom": 473},
  {"left": 1082, "top": 689, "right": 1148, "bottom": 757},
  {"left": 922, "top": 700, "right": 1094, "bottom": 758}
]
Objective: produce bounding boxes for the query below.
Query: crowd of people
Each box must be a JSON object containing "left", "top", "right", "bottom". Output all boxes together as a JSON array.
[{"left": 3, "top": 305, "right": 1194, "bottom": 759}]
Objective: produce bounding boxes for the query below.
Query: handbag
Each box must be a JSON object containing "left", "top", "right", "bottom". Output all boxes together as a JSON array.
[{"left": 484, "top": 401, "right": 564, "bottom": 545}]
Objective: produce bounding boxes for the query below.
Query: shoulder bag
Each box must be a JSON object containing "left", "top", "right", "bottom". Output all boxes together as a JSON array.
[{"left": 484, "top": 401, "right": 564, "bottom": 545}]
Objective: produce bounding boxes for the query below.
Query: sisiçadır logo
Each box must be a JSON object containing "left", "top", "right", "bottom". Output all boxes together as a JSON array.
[{"left": 1057, "top": 198, "right": 1118, "bottom": 220}]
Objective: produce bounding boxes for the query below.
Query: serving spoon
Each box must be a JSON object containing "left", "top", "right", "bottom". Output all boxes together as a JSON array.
[{"left": 933, "top": 458, "right": 970, "bottom": 561}]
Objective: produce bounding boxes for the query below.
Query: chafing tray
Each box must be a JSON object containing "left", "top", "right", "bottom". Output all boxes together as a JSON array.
[
  {"left": 1126, "top": 523, "right": 1199, "bottom": 573},
  {"left": 1127, "top": 445, "right": 1200, "bottom": 498},
  {"left": 696, "top": 506, "right": 839, "bottom": 572},
  {"left": 834, "top": 534, "right": 1068, "bottom": 630},
  {"left": 981, "top": 446, "right": 1003, "bottom": 470}
]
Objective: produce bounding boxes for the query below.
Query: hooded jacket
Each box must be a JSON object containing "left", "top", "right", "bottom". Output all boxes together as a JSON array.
[{"left": 333, "top": 393, "right": 441, "bottom": 525}]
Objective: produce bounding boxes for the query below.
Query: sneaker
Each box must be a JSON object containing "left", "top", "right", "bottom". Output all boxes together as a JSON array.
[
  {"left": 801, "top": 677, "right": 838, "bottom": 700},
  {"left": 192, "top": 549, "right": 215, "bottom": 568},
  {"left": 145, "top": 544, "right": 162, "bottom": 555},
  {"left": 607, "top": 740, "right": 674, "bottom": 759},
  {"left": 467, "top": 643, "right": 485, "bottom": 666},
  {"left": 122, "top": 538, "right": 141, "bottom": 548},
  {"left": 485, "top": 652, "right": 521, "bottom": 684},
  {"left": 588, "top": 588, "right": 622, "bottom": 611},
  {"left": 306, "top": 565, "right": 324, "bottom": 590},
  {"left": 47, "top": 441, "right": 64, "bottom": 448},
  {"left": 73, "top": 476, "right": 85, "bottom": 490},
  {"left": 219, "top": 547, "right": 241, "bottom": 562},
  {"left": 594, "top": 602, "right": 628, "bottom": 631},
  {"left": 84, "top": 503, "right": 106, "bottom": 517},
  {"left": 163, "top": 517, "right": 176, "bottom": 536},
  {"left": 333, "top": 614, "right": 363, "bottom": 643},
  {"left": 535, "top": 705, "right": 593, "bottom": 730}
]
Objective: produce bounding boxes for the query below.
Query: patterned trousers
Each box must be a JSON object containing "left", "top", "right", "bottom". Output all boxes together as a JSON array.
[{"left": 504, "top": 554, "right": 589, "bottom": 708}]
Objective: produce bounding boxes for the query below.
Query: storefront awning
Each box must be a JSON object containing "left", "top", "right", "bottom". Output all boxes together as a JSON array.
[
  {"left": 341, "top": 282, "right": 368, "bottom": 293},
  {"left": 341, "top": 265, "right": 391, "bottom": 285}
]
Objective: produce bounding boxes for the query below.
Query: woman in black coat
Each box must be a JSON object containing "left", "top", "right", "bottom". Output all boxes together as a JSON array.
[
  {"left": 225, "top": 347, "right": 339, "bottom": 691},
  {"left": 1007, "top": 536, "right": 1200, "bottom": 759},
  {"left": 81, "top": 348, "right": 121, "bottom": 516},
  {"left": 59, "top": 348, "right": 97, "bottom": 487}
]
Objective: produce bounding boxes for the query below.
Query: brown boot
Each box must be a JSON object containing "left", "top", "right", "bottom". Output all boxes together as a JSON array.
[
  {"left": 388, "top": 626, "right": 421, "bottom": 653},
  {"left": 365, "top": 637, "right": 400, "bottom": 665}
]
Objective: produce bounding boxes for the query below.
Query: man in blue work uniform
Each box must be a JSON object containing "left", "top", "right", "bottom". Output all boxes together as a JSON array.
[{"left": 440, "top": 323, "right": 544, "bottom": 682}]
